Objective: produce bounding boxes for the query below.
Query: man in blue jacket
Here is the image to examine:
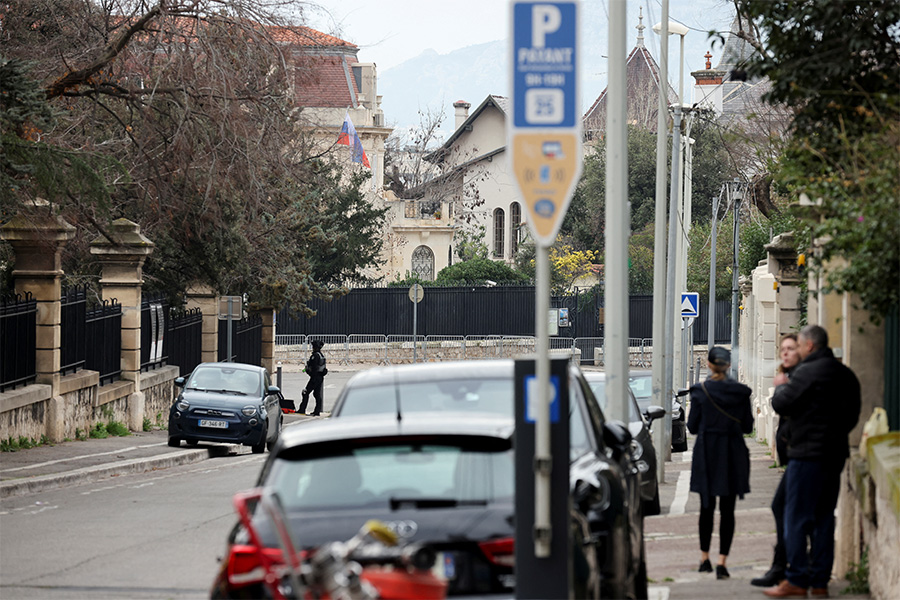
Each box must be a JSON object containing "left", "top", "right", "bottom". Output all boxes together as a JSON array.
[{"left": 764, "top": 325, "right": 861, "bottom": 599}]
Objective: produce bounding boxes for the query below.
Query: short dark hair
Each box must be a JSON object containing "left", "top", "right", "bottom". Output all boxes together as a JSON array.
[
  {"left": 311, "top": 339, "right": 324, "bottom": 350},
  {"left": 800, "top": 325, "right": 828, "bottom": 350}
]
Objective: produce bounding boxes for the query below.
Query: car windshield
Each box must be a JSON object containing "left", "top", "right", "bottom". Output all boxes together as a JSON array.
[
  {"left": 627, "top": 375, "right": 653, "bottom": 412},
  {"left": 187, "top": 366, "right": 259, "bottom": 396},
  {"left": 586, "top": 380, "right": 641, "bottom": 423},
  {"left": 338, "top": 378, "right": 513, "bottom": 416},
  {"left": 267, "top": 444, "right": 513, "bottom": 510},
  {"left": 339, "top": 376, "right": 593, "bottom": 462}
]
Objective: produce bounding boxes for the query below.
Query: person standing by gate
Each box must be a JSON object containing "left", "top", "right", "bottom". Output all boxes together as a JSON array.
[
  {"left": 688, "top": 346, "right": 754, "bottom": 581},
  {"left": 751, "top": 334, "right": 800, "bottom": 588},
  {"left": 298, "top": 340, "right": 327, "bottom": 416},
  {"left": 764, "top": 325, "right": 861, "bottom": 599}
]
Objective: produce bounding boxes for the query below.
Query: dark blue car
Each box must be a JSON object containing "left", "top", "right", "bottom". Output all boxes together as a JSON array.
[{"left": 167, "top": 362, "right": 282, "bottom": 453}]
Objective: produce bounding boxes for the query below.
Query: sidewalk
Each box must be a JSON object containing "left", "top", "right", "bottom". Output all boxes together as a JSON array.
[{"left": 647, "top": 430, "right": 870, "bottom": 600}]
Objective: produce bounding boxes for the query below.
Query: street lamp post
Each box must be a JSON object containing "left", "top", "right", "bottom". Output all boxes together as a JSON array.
[
  {"left": 654, "top": 18, "right": 689, "bottom": 455},
  {"left": 708, "top": 189, "right": 723, "bottom": 348},
  {"left": 729, "top": 179, "right": 743, "bottom": 379}
]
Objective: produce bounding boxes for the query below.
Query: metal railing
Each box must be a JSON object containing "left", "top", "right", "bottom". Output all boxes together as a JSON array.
[
  {"left": 60, "top": 286, "right": 87, "bottom": 375},
  {"left": 273, "top": 334, "right": 658, "bottom": 366},
  {"left": 85, "top": 300, "right": 122, "bottom": 384},
  {"left": 140, "top": 295, "right": 168, "bottom": 372},
  {"left": 166, "top": 307, "right": 203, "bottom": 376},
  {"left": 0, "top": 292, "right": 37, "bottom": 391}
]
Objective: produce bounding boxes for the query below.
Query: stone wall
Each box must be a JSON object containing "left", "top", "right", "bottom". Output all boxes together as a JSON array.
[
  {"left": 141, "top": 366, "right": 180, "bottom": 427},
  {"left": 0, "top": 385, "right": 51, "bottom": 442}
]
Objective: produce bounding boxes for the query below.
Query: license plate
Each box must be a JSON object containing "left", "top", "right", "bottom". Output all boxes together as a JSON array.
[{"left": 199, "top": 419, "right": 228, "bottom": 429}]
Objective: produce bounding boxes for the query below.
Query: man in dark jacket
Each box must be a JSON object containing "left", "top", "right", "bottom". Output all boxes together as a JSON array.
[
  {"left": 763, "top": 325, "right": 861, "bottom": 599},
  {"left": 298, "top": 340, "right": 327, "bottom": 416}
]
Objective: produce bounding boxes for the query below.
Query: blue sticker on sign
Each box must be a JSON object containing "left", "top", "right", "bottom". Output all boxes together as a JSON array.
[
  {"left": 534, "top": 199, "right": 555, "bottom": 217},
  {"left": 525, "top": 375, "right": 560, "bottom": 423}
]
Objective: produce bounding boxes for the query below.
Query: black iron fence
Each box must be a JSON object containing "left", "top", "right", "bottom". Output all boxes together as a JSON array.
[
  {"left": 165, "top": 307, "right": 203, "bottom": 376},
  {"left": 86, "top": 300, "right": 122, "bottom": 384},
  {"left": 276, "top": 287, "right": 733, "bottom": 345},
  {"left": 1, "top": 292, "right": 37, "bottom": 392},
  {"left": 60, "top": 286, "right": 122, "bottom": 383},
  {"left": 60, "top": 287, "right": 87, "bottom": 374},
  {"left": 218, "top": 314, "right": 263, "bottom": 365}
]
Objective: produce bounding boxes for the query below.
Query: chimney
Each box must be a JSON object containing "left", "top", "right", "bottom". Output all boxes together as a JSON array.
[
  {"left": 453, "top": 100, "right": 471, "bottom": 130},
  {"left": 691, "top": 52, "right": 725, "bottom": 116}
]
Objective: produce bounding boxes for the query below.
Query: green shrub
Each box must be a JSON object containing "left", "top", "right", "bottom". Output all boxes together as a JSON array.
[
  {"left": 142, "top": 417, "right": 152, "bottom": 432},
  {"left": 105, "top": 420, "right": 131, "bottom": 437},
  {"left": 843, "top": 548, "right": 869, "bottom": 594},
  {"left": 89, "top": 423, "right": 109, "bottom": 439}
]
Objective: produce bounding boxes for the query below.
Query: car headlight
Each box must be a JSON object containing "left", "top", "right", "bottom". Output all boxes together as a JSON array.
[
  {"left": 629, "top": 439, "right": 643, "bottom": 460},
  {"left": 241, "top": 405, "right": 257, "bottom": 417},
  {"left": 176, "top": 399, "right": 189, "bottom": 411}
]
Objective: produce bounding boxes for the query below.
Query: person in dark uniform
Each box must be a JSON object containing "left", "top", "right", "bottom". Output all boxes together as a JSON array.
[
  {"left": 298, "top": 340, "right": 327, "bottom": 416},
  {"left": 688, "top": 346, "right": 754, "bottom": 581}
]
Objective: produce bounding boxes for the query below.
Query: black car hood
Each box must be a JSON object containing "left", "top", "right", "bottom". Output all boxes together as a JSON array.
[{"left": 252, "top": 502, "right": 514, "bottom": 549}]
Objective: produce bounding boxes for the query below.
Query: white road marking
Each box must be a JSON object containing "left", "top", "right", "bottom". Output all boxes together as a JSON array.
[
  {"left": 648, "top": 586, "right": 670, "bottom": 600},
  {"left": 669, "top": 470, "right": 691, "bottom": 515}
]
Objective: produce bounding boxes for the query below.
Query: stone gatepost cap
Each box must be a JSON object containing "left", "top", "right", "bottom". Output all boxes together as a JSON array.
[
  {"left": 0, "top": 213, "right": 76, "bottom": 242},
  {"left": 90, "top": 218, "right": 154, "bottom": 252}
]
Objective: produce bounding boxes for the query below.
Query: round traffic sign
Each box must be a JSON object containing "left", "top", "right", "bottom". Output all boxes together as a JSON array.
[{"left": 408, "top": 284, "right": 424, "bottom": 303}]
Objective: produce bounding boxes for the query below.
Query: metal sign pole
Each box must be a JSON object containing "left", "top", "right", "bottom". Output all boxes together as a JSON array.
[
  {"left": 413, "top": 287, "right": 418, "bottom": 363},
  {"left": 534, "top": 243, "right": 551, "bottom": 558},
  {"left": 227, "top": 297, "right": 233, "bottom": 363}
]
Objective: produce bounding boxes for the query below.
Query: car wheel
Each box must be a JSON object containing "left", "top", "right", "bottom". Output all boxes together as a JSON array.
[
  {"left": 185, "top": 438, "right": 199, "bottom": 447},
  {"left": 167, "top": 437, "right": 180, "bottom": 448},
  {"left": 267, "top": 416, "right": 282, "bottom": 452},
  {"left": 251, "top": 427, "right": 267, "bottom": 454}
]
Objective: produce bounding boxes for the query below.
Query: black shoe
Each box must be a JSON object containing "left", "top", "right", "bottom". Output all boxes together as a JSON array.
[
  {"left": 311, "top": 412, "right": 321, "bottom": 416},
  {"left": 716, "top": 565, "right": 730, "bottom": 580},
  {"left": 699, "top": 559, "right": 712, "bottom": 573},
  {"left": 751, "top": 567, "right": 786, "bottom": 587}
]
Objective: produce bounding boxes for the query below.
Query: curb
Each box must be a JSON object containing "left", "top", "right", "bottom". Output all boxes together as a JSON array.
[{"left": 0, "top": 446, "right": 222, "bottom": 499}]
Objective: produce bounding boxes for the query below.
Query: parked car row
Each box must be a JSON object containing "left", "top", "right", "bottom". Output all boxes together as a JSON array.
[{"left": 171, "top": 359, "right": 677, "bottom": 599}]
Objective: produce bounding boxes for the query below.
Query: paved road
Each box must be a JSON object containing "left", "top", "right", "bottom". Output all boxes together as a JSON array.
[{"left": 1, "top": 363, "right": 871, "bottom": 599}]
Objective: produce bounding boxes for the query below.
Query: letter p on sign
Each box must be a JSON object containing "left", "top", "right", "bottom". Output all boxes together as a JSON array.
[{"left": 532, "top": 5, "right": 561, "bottom": 47}]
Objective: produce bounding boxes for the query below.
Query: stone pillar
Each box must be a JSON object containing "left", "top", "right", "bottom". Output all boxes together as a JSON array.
[
  {"left": 254, "top": 308, "right": 276, "bottom": 374},
  {"left": 1, "top": 214, "right": 75, "bottom": 442},
  {"left": 186, "top": 284, "right": 219, "bottom": 364},
  {"left": 89, "top": 219, "right": 154, "bottom": 431}
]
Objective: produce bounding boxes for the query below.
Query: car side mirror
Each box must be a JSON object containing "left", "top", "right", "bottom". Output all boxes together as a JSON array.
[
  {"left": 267, "top": 385, "right": 281, "bottom": 396},
  {"left": 175, "top": 377, "right": 185, "bottom": 388},
  {"left": 603, "top": 420, "right": 632, "bottom": 457},
  {"left": 644, "top": 405, "right": 666, "bottom": 422}
]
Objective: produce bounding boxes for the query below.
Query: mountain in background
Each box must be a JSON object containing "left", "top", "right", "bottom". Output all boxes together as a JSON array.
[{"left": 377, "top": 40, "right": 607, "bottom": 141}]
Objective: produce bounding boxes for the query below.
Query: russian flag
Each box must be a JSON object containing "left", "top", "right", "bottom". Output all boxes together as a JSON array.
[{"left": 337, "top": 112, "right": 370, "bottom": 168}]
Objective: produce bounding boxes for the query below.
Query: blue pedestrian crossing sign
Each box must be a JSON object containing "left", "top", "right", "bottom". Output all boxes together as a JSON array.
[{"left": 681, "top": 293, "right": 700, "bottom": 318}]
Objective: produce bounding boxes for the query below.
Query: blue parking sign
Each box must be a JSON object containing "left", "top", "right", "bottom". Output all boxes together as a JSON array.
[{"left": 512, "top": 2, "right": 578, "bottom": 128}]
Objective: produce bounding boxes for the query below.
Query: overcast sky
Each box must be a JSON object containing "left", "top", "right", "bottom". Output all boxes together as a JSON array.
[{"left": 302, "top": 0, "right": 739, "bottom": 82}]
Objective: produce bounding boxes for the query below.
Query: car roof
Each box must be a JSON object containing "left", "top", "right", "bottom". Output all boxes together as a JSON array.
[
  {"left": 277, "top": 413, "right": 516, "bottom": 449},
  {"left": 194, "top": 362, "right": 264, "bottom": 373},
  {"left": 343, "top": 357, "right": 583, "bottom": 389}
]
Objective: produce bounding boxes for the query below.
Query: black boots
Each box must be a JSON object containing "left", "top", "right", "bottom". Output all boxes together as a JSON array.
[
  {"left": 698, "top": 559, "right": 712, "bottom": 573},
  {"left": 751, "top": 566, "right": 786, "bottom": 587},
  {"left": 716, "top": 565, "right": 730, "bottom": 580}
]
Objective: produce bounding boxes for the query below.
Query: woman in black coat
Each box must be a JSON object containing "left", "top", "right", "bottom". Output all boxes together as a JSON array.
[{"left": 688, "top": 346, "right": 754, "bottom": 580}]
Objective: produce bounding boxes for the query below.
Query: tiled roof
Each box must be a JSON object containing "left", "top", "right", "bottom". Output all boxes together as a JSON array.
[
  {"left": 267, "top": 25, "right": 357, "bottom": 48},
  {"left": 583, "top": 45, "right": 676, "bottom": 136},
  {"left": 293, "top": 54, "right": 359, "bottom": 108}
]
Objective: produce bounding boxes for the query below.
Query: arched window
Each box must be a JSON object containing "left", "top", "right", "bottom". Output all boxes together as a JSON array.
[
  {"left": 493, "top": 208, "right": 505, "bottom": 258},
  {"left": 411, "top": 245, "right": 435, "bottom": 280},
  {"left": 509, "top": 202, "right": 521, "bottom": 257}
]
